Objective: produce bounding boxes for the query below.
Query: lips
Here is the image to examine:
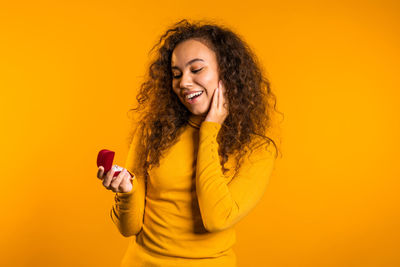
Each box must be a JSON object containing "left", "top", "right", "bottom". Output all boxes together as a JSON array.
[{"left": 185, "top": 91, "right": 203, "bottom": 104}]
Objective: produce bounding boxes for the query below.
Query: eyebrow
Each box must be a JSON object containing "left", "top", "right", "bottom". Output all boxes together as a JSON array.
[{"left": 171, "top": 58, "right": 204, "bottom": 70}]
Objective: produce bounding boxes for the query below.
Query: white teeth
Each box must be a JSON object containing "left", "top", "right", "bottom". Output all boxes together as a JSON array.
[{"left": 186, "top": 91, "right": 203, "bottom": 99}]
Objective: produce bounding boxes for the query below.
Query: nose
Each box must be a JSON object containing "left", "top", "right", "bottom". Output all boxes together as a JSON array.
[{"left": 179, "top": 71, "right": 193, "bottom": 89}]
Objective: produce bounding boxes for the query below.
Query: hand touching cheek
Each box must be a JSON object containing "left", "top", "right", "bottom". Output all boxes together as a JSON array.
[{"left": 204, "top": 80, "right": 229, "bottom": 125}]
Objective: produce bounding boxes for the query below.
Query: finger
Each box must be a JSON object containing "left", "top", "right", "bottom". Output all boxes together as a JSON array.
[
  {"left": 119, "top": 172, "right": 133, "bottom": 193},
  {"left": 223, "top": 89, "right": 228, "bottom": 111},
  {"left": 110, "top": 168, "right": 127, "bottom": 192},
  {"left": 97, "top": 166, "right": 104, "bottom": 179},
  {"left": 219, "top": 81, "right": 228, "bottom": 112},
  {"left": 218, "top": 81, "right": 222, "bottom": 109},
  {"left": 212, "top": 87, "right": 218, "bottom": 109},
  {"left": 110, "top": 169, "right": 129, "bottom": 192},
  {"left": 103, "top": 167, "right": 116, "bottom": 188}
]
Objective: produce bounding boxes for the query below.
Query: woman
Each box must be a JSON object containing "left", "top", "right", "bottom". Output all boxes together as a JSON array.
[{"left": 97, "top": 19, "right": 280, "bottom": 267}]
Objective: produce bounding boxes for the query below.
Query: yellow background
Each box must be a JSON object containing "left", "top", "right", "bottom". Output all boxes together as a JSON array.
[{"left": 1, "top": 0, "right": 399, "bottom": 266}]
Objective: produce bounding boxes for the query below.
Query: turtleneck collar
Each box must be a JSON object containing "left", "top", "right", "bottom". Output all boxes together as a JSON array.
[{"left": 188, "top": 113, "right": 206, "bottom": 129}]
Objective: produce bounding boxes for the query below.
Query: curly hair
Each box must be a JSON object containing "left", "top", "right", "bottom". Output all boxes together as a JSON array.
[{"left": 126, "top": 19, "right": 281, "bottom": 180}]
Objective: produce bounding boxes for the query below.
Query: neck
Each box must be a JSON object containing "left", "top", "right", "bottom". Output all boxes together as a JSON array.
[
  {"left": 190, "top": 113, "right": 206, "bottom": 120},
  {"left": 188, "top": 113, "right": 206, "bottom": 128}
]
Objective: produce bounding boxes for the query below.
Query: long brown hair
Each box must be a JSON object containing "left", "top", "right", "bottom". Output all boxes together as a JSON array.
[{"left": 126, "top": 19, "right": 282, "bottom": 180}]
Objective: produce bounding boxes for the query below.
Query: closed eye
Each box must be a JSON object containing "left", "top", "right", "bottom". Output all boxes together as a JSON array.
[
  {"left": 172, "top": 68, "right": 203, "bottom": 79},
  {"left": 192, "top": 68, "right": 203, "bottom": 73}
]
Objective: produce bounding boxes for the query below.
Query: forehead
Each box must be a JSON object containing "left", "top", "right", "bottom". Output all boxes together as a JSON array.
[{"left": 171, "top": 39, "right": 216, "bottom": 66}]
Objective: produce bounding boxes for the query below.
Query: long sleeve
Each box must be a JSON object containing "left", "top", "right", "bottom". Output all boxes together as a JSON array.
[
  {"left": 110, "top": 126, "right": 146, "bottom": 237},
  {"left": 196, "top": 121, "right": 276, "bottom": 232}
]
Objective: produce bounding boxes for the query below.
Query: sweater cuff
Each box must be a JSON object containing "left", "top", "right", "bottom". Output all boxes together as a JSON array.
[
  {"left": 200, "top": 121, "right": 222, "bottom": 138},
  {"left": 199, "top": 121, "right": 222, "bottom": 163}
]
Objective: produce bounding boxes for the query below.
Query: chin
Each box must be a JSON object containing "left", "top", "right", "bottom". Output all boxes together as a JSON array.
[
  {"left": 189, "top": 106, "right": 208, "bottom": 116},
  {"left": 184, "top": 101, "right": 209, "bottom": 116},
  {"left": 189, "top": 110, "right": 205, "bottom": 116}
]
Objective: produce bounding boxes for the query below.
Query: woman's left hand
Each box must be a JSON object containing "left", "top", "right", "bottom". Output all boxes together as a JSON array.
[{"left": 204, "top": 80, "right": 229, "bottom": 125}]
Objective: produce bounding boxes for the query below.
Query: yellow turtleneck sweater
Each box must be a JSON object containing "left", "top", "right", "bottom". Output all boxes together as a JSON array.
[{"left": 110, "top": 114, "right": 276, "bottom": 267}]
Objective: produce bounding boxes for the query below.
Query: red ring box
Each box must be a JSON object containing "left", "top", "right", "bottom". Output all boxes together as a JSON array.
[{"left": 97, "top": 149, "right": 132, "bottom": 178}]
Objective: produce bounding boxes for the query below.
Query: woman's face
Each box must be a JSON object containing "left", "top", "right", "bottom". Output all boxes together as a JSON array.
[{"left": 171, "top": 38, "right": 220, "bottom": 116}]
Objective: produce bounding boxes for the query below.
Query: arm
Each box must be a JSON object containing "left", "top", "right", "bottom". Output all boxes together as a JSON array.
[
  {"left": 196, "top": 121, "right": 276, "bottom": 232},
  {"left": 110, "top": 126, "right": 146, "bottom": 237}
]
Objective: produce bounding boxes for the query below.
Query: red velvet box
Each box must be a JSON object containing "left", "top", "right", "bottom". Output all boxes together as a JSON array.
[{"left": 97, "top": 149, "right": 132, "bottom": 178}]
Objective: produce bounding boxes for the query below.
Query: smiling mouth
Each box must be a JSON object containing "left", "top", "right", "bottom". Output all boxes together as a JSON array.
[{"left": 185, "top": 91, "right": 204, "bottom": 104}]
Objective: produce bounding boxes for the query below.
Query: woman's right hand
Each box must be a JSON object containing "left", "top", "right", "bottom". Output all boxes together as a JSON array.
[{"left": 97, "top": 166, "right": 133, "bottom": 193}]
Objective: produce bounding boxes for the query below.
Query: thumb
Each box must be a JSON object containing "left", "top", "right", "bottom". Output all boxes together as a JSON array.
[{"left": 97, "top": 166, "right": 104, "bottom": 179}]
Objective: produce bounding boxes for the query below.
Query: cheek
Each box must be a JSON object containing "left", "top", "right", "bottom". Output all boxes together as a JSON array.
[
  {"left": 195, "top": 74, "right": 218, "bottom": 96},
  {"left": 171, "top": 83, "right": 180, "bottom": 95}
]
